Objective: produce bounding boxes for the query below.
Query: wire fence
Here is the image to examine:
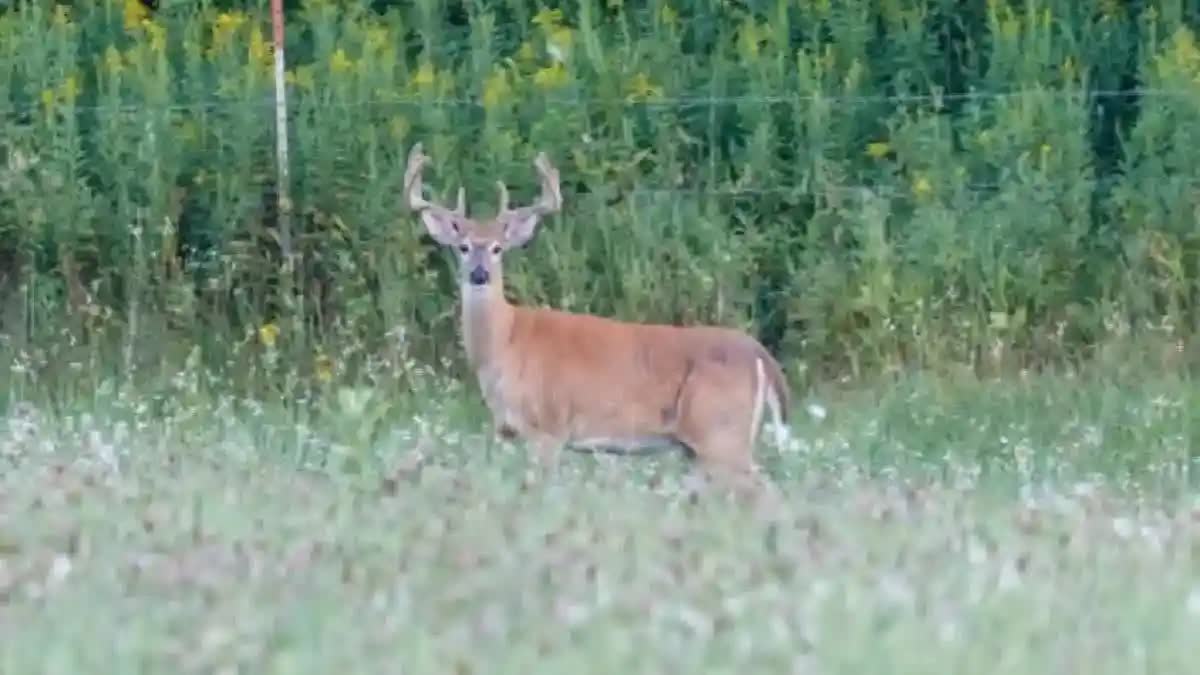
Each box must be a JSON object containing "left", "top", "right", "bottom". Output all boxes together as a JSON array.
[
  {"left": 410, "top": 172, "right": 1197, "bottom": 215},
  {"left": 4, "top": 85, "right": 1195, "bottom": 213},
  {"left": 0, "top": 86, "right": 1193, "bottom": 117}
]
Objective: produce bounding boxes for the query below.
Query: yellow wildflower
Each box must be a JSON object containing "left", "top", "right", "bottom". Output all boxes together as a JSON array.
[
  {"left": 123, "top": 0, "right": 148, "bottom": 32},
  {"left": 911, "top": 174, "right": 932, "bottom": 198},
  {"left": 286, "top": 65, "right": 315, "bottom": 90},
  {"left": 1170, "top": 27, "right": 1199, "bottom": 71},
  {"left": 123, "top": 44, "right": 148, "bottom": 72},
  {"left": 314, "top": 353, "right": 334, "bottom": 383},
  {"left": 659, "top": 4, "right": 678, "bottom": 25},
  {"left": 142, "top": 19, "right": 166, "bottom": 53},
  {"left": 625, "top": 72, "right": 663, "bottom": 101},
  {"left": 249, "top": 25, "right": 273, "bottom": 69},
  {"left": 1061, "top": 56, "right": 1076, "bottom": 81},
  {"left": 999, "top": 16, "right": 1018, "bottom": 39},
  {"left": 412, "top": 61, "right": 436, "bottom": 89},
  {"left": 33, "top": 76, "right": 79, "bottom": 113},
  {"left": 103, "top": 45, "right": 124, "bottom": 76},
  {"left": 545, "top": 25, "right": 574, "bottom": 63},
  {"left": 531, "top": 8, "right": 564, "bottom": 29},
  {"left": 481, "top": 66, "right": 512, "bottom": 109},
  {"left": 531, "top": 7, "right": 573, "bottom": 62},
  {"left": 738, "top": 19, "right": 763, "bottom": 60},
  {"left": 258, "top": 322, "right": 279, "bottom": 348},
  {"left": 330, "top": 48, "right": 354, "bottom": 75},
  {"left": 211, "top": 11, "right": 246, "bottom": 50},
  {"left": 59, "top": 75, "right": 79, "bottom": 105},
  {"left": 865, "top": 141, "right": 891, "bottom": 159},
  {"left": 365, "top": 26, "right": 390, "bottom": 53},
  {"left": 533, "top": 62, "right": 569, "bottom": 90},
  {"left": 215, "top": 11, "right": 246, "bottom": 33},
  {"left": 1152, "top": 27, "right": 1200, "bottom": 81},
  {"left": 389, "top": 115, "right": 410, "bottom": 141},
  {"left": 516, "top": 40, "right": 537, "bottom": 65},
  {"left": 53, "top": 4, "right": 71, "bottom": 26}
]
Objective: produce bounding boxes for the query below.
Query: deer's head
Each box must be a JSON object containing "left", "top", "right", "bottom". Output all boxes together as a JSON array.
[{"left": 403, "top": 143, "right": 562, "bottom": 293}]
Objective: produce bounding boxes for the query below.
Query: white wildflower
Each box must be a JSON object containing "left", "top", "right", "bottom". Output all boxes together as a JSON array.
[
  {"left": 966, "top": 536, "right": 988, "bottom": 566},
  {"left": 1187, "top": 588, "right": 1200, "bottom": 617},
  {"left": 46, "top": 554, "right": 72, "bottom": 588},
  {"left": 938, "top": 618, "right": 960, "bottom": 643},
  {"left": 997, "top": 559, "right": 1022, "bottom": 592},
  {"left": 1111, "top": 517, "right": 1134, "bottom": 539}
]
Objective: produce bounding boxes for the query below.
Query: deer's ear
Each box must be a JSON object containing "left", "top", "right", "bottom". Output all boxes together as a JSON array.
[
  {"left": 420, "top": 210, "right": 464, "bottom": 246},
  {"left": 501, "top": 212, "right": 542, "bottom": 248}
]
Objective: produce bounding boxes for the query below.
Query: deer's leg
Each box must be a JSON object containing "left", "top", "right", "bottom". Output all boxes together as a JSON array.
[
  {"left": 487, "top": 405, "right": 565, "bottom": 473},
  {"left": 688, "top": 446, "right": 781, "bottom": 510},
  {"left": 692, "top": 441, "right": 761, "bottom": 494},
  {"left": 530, "top": 434, "right": 564, "bottom": 468},
  {"left": 674, "top": 363, "right": 776, "bottom": 504}
]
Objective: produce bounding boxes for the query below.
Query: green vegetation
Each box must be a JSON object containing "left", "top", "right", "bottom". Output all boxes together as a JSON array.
[
  {"left": 2, "top": 0, "right": 1200, "bottom": 396},
  {"left": 3, "top": 2, "right": 1200, "bottom": 670}
]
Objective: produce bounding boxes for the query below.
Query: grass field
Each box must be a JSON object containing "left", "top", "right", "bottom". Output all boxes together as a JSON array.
[{"left": 2, "top": 365, "right": 1198, "bottom": 674}]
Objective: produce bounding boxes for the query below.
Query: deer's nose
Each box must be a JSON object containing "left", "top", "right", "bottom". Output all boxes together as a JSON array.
[{"left": 468, "top": 266, "right": 490, "bottom": 286}]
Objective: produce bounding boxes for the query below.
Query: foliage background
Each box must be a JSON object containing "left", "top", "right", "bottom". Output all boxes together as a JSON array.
[{"left": 2, "top": 0, "right": 1200, "bottom": 407}]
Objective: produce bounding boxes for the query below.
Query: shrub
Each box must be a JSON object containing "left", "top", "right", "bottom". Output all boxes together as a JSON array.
[{"left": 1, "top": 0, "right": 1197, "bottom": 403}]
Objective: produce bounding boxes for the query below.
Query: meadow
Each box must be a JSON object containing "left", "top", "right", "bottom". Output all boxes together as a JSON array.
[
  {"left": 2, "top": 0, "right": 1200, "bottom": 672},
  {"left": 3, "top": 0, "right": 1200, "bottom": 382},
  {"left": 3, "top": 364, "right": 1200, "bottom": 673}
]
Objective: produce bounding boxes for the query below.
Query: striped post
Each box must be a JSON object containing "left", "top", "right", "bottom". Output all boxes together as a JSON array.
[{"left": 270, "top": 0, "right": 292, "bottom": 269}]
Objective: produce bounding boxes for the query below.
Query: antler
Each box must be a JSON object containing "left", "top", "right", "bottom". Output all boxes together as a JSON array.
[
  {"left": 494, "top": 152, "right": 562, "bottom": 222},
  {"left": 404, "top": 143, "right": 466, "bottom": 217}
]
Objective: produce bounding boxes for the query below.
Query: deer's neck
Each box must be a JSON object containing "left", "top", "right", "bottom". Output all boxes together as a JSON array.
[{"left": 460, "top": 285, "right": 514, "bottom": 372}]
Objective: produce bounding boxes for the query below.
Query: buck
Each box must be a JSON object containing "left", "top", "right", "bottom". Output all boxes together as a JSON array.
[{"left": 403, "top": 143, "right": 791, "bottom": 494}]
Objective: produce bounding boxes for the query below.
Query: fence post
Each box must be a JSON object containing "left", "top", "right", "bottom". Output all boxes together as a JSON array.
[{"left": 270, "top": 0, "right": 293, "bottom": 275}]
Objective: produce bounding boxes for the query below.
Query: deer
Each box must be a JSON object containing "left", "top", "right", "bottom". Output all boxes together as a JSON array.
[{"left": 402, "top": 143, "right": 792, "bottom": 496}]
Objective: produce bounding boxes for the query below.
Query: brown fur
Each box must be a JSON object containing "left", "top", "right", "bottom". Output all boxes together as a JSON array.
[{"left": 403, "top": 143, "right": 792, "bottom": 496}]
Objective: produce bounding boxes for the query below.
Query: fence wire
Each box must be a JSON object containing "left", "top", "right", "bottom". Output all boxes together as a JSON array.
[
  {"left": 0, "top": 86, "right": 1193, "bottom": 117},
  {"left": 3, "top": 86, "right": 1195, "bottom": 210}
]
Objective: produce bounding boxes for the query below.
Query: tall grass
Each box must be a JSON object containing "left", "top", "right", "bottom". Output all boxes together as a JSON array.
[{"left": 1, "top": 0, "right": 1199, "bottom": 407}]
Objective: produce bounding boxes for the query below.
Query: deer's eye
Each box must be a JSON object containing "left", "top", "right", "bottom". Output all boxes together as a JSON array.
[
  {"left": 457, "top": 244, "right": 469, "bottom": 254},
  {"left": 491, "top": 244, "right": 503, "bottom": 255}
]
